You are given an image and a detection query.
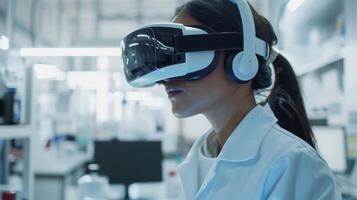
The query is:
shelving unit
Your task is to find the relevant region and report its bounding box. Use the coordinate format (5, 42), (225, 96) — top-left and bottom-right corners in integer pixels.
(0, 126), (32, 140)
(0, 68), (34, 200)
(296, 51), (344, 77)
(276, 0), (350, 126)
(0, 126), (34, 200)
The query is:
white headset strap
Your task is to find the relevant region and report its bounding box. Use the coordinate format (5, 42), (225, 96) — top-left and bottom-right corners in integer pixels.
(267, 47), (280, 66)
(230, 0), (270, 60)
(230, 0), (256, 57)
(256, 38), (269, 60)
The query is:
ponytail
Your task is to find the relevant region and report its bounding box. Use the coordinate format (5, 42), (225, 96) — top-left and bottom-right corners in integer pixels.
(268, 54), (316, 149)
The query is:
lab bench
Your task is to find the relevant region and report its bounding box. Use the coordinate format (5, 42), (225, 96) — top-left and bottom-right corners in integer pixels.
(34, 152), (91, 200)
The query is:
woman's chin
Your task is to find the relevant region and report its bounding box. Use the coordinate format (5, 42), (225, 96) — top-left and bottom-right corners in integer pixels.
(172, 107), (197, 118)
(173, 112), (189, 118)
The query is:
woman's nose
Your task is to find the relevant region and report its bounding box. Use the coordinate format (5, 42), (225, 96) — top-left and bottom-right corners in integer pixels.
(158, 78), (182, 86)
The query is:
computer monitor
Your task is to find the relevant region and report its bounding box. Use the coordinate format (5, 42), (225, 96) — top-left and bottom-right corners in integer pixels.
(309, 118), (328, 126)
(93, 140), (163, 199)
(0, 140), (5, 184)
(312, 126), (347, 173)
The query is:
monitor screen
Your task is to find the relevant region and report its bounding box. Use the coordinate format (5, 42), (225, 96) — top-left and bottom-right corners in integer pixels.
(0, 140), (5, 184)
(312, 126), (347, 173)
(94, 140), (163, 184)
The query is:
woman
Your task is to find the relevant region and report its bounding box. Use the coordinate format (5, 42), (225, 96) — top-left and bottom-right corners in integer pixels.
(121, 0), (341, 199)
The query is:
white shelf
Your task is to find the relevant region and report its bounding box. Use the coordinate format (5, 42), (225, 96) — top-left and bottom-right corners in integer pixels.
(291, 0), (342, 25)
(296, 51), (344, 76)
(0, 125), (32, 140)
(0, 184), (22, 192)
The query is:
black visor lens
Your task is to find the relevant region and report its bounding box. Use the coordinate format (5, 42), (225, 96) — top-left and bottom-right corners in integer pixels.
(122, 27), (185, 83)
(122, 28), (157, 82)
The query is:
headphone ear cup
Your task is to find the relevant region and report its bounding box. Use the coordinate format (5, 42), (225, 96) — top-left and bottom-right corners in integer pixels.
(233, 52), (259, 81)
(224, 53), (248, 84)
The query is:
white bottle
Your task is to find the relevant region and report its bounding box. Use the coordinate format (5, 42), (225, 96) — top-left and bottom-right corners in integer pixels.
(78, 164), (109, 200)
(166, 170), (180, 197)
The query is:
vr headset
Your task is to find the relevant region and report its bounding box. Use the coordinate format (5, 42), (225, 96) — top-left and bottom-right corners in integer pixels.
(121, 0), (271, 88)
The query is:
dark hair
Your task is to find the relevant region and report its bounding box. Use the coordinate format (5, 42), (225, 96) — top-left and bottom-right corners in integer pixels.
(175, 0), (316, 149)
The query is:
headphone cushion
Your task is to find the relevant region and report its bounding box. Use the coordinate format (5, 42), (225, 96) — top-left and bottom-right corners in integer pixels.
(234, 52), (258, 80)
(224, 52), (249, 84)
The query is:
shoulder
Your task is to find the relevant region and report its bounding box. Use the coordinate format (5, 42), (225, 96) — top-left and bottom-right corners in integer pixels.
(261, 123), (336, 182)
(263, 124), (322, 161)
(260, 125), (341, 199)
(259, 123), (335, 177)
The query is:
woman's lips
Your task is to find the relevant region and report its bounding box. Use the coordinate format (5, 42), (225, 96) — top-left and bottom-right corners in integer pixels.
(166, 88), (184, 98)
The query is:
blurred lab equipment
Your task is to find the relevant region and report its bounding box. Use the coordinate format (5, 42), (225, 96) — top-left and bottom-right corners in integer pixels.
(78, 163), (109, 200)
(1, 191), (16, 200)
(1, 192), (16, 200)
(166, 169), (180, 197)
(0, 184), (21, 200)
(93, 140), (162, 200)
(0, 88), (21, 125)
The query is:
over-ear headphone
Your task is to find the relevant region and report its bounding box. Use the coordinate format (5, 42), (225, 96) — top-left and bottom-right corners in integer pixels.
(225, 0), (261, 83)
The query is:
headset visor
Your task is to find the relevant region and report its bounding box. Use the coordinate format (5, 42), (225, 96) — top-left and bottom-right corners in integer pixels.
(121, 27), (186, 83)
(121, 24), (269, 87)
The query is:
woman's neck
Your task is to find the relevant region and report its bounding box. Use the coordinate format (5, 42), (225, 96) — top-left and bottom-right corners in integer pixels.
(203, 89), (257, 149)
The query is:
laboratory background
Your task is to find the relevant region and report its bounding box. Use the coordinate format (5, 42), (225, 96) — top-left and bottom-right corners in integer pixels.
(0, 0), (357, 199)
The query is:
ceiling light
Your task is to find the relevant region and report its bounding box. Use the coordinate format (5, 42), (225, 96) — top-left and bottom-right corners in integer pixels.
(20, 48), (121, 57)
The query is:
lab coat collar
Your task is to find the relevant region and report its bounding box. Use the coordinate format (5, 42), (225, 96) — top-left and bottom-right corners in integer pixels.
(196, 105), (278, 199)
(177, 104), (278, 199)
(181, 104), (278, 162)
(217, 104), (278, 162)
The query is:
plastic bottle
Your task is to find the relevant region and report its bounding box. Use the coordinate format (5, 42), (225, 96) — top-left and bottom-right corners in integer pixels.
(166, 169), (180, 197)
(78, 164), (109, 200)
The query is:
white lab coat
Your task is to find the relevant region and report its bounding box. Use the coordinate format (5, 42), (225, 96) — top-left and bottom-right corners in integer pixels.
(177, 104), (341, 200)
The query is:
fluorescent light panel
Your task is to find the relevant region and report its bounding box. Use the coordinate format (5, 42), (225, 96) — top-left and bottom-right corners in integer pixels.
(67, 71), (110, 90)
(20, 48), (121, 57)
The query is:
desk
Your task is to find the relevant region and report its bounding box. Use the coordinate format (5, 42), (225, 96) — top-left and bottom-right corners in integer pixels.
(65, 159), (181, 200)
(336, 174), (357, 199)
(129, 182), (180, 200)
(66, 183), (180, 200)
(34, 152), (91, 200)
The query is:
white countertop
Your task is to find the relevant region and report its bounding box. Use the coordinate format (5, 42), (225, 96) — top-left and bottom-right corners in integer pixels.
(34, 151), (92, 176)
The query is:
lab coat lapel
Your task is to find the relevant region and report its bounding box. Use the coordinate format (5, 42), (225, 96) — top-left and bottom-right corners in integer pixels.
(177, 130), (211, 200)
(177, 160), (198, 200)
(195, 161), (218, 200)
(218, 104), (278, 162)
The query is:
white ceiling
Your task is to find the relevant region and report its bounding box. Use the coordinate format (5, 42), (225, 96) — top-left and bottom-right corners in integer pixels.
(0, 0), (183, 48)
(2, 0), (268, 48)
(35, 0), (181, 47)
